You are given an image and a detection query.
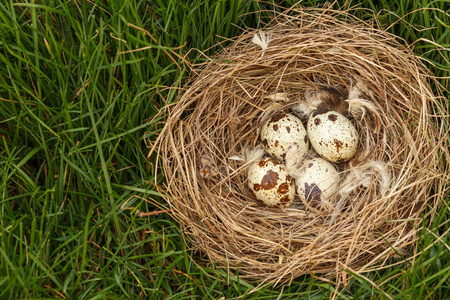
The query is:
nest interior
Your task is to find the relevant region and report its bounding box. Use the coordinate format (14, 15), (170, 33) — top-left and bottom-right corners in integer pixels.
(152, 8), (448, 285)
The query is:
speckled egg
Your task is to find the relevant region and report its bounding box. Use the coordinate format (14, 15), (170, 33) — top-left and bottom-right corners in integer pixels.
(247, 157), (296, 208)
(261, 113), (309, 162)
(307, 108), (358, 163)
(295, 156), (340, 208)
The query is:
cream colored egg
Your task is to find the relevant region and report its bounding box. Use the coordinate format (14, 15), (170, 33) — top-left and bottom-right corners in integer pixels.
(307, 108), (358, 163)
(295, 157), (339, 208)
(261, 113), (309, 162)
(247, 157), (296, 208)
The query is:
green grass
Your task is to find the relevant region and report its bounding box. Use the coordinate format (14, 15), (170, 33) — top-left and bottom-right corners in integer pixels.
(0, 0), (449, 299)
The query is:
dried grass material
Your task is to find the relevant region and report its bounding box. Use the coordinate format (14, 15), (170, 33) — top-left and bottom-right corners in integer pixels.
(150, 8), (449, 286)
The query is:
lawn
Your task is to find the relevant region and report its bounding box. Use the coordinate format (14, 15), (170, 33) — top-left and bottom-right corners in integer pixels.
(0, 0), (449, 299)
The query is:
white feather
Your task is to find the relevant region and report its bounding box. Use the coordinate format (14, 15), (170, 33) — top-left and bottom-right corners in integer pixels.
(265, 93), (290, 102)
(251, 31), (271, 51)
(329, 160), (391, 226)
(228, 156), (244, 161)
(243, 145), (265, 164)
(292, 89), (323, 118)
(345, 81), (380, 121)
(285, 145), (307, 178)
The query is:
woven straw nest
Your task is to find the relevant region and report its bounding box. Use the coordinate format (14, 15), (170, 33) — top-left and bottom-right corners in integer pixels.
(150, 8), (449, 286)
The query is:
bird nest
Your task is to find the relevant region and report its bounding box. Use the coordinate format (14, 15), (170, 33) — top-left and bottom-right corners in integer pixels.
(150, 8), (448, 286)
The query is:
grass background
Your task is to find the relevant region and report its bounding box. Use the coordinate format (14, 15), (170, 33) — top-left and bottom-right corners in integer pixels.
(0, 0), (449, 299)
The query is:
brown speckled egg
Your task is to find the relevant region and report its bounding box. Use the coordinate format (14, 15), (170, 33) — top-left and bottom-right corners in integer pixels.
(261, 113), (309, 162)
(247, 157), (296, 208)
(295, 157), (339, 208)
(307, 108), (358, 163)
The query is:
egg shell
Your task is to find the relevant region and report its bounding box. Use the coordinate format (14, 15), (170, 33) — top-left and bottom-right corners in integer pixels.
(261, 113), (309, 162)
(295, 156), (339, 208)
(307, 108), (358, 163)
(247, 157), (296, 208)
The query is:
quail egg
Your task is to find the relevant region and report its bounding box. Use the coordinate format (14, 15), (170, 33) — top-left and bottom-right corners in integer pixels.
(261, 113), (309, 162)
(307, 108), (358, 163)
(247, 157), (296, 208)
(295, 156), (339, 208)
